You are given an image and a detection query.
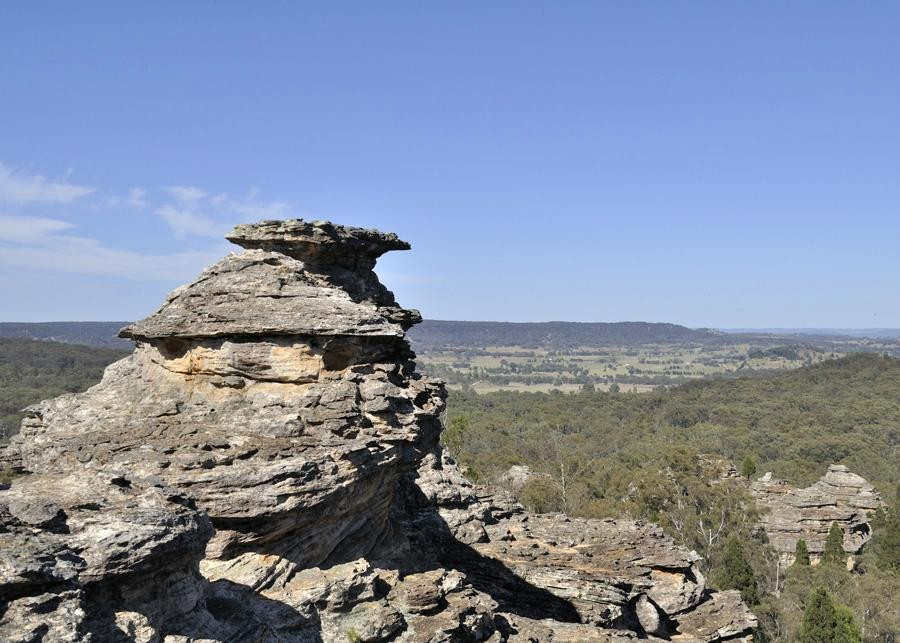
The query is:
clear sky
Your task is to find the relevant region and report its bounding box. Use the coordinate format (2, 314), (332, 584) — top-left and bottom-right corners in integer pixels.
(1, 2), (898, 327)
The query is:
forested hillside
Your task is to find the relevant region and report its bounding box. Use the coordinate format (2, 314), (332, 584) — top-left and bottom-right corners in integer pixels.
(0, 322), (132, 349)
(443, 353), (900, 640)
(445, 353), (900, 492)
(0, 338), (129, 438)
(411, 320), (900, 395)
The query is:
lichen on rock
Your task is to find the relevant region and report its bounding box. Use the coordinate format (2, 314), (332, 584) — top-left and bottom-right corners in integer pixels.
(0, 219), (756, 642)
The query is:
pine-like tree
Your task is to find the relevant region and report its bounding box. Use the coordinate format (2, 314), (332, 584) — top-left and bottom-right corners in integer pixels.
(871, 506), (887, 530)
(875, 484), (900, 571)
(833, 605), (862, 643)
(714, 535), (759, 605)
(793, 538), (810, 566)
(740, 455), (757, 479)
(822, 521), (845, 566)
(799, 587), (837, 643)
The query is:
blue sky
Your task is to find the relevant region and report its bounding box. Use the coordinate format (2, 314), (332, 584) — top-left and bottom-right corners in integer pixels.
(1, 2), (898, 327)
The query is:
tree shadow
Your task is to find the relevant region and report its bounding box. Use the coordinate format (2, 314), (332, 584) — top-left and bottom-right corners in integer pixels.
(387, 471), (582, 624)
(440, 537), (582, 623)
(81, 573), (325, 643)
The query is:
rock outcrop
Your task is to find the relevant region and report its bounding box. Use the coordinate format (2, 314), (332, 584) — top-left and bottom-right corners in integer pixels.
(495, 465), (551, 496)
(750, 465), (882, 566)
(0, 219), (756, 642)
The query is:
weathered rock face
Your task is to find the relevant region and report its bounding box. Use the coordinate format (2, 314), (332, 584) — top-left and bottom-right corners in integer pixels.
(751, 465), (882, 565)
(495, 465), (552, 496)
(1, 219), (756, 642)
(405, 451), (757, 641)
(0, 472), (212, 642)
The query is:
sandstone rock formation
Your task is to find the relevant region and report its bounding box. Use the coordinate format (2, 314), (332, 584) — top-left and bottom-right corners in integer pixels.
(495, 465), (551, 496)
(0, 219), (756, 642)
(750, 465), (881, 566)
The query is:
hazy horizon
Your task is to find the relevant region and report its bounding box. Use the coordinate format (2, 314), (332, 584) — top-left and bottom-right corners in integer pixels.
(2, 319), (899, 338)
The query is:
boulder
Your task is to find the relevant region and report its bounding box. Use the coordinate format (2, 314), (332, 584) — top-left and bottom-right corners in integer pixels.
(496, 464), (552, 495)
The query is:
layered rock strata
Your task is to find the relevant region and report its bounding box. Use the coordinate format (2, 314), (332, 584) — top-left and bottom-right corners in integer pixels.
(750, 465), (881, 566)
(1, 219), (755, 642)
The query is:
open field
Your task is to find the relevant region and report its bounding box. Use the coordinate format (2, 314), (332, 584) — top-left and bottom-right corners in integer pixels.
(416, 342), (845, 392)
(408, 320), (900, 393)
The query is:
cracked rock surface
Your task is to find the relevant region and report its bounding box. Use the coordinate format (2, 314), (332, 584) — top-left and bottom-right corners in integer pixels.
(1, 219), (756, 642)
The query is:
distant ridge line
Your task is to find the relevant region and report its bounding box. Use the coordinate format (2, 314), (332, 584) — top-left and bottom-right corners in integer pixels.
(408, 319), (721, 350)
(720, 327), (900, 339)
(0, 322), (132, 349)
(2, 320), (898, 350)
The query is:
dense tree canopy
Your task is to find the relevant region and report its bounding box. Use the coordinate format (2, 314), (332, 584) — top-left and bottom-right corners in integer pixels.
(833, 605), (862, 643)
(0, 338), (128, 439)
(824, 522), (846, 566)
(713, 536), (759, 605)
(794, 539), (810, 566)
(873, 487), (900, 572)
(741, 455), (757, 479)
(446, 354), (900, 495)
(800, 588), (838, 643)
